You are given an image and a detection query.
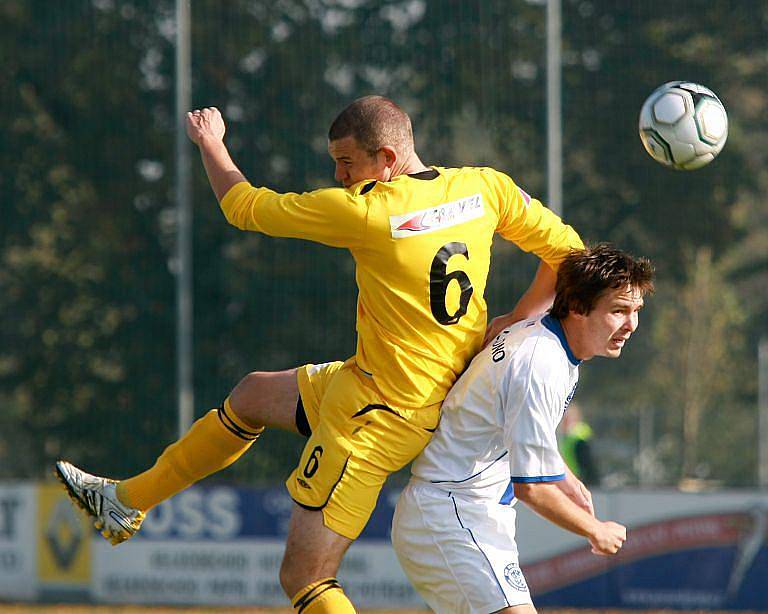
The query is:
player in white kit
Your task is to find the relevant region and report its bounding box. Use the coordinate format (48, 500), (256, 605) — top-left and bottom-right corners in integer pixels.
(392, 244), (655, 614)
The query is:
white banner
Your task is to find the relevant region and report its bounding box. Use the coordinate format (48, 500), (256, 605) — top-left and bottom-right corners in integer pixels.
(92, 539), (422, 608)
(92, 539), (283, 605)
(0, 481), (765, 609)
(91, 485), (423, 608)
(0, 483), (37, 600)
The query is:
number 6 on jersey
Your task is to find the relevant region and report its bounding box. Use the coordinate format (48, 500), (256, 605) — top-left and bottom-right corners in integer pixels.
(429, 242), (473, 325)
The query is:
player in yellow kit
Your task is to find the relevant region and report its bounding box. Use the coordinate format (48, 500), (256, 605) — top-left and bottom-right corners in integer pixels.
(56, 96), (582, 613)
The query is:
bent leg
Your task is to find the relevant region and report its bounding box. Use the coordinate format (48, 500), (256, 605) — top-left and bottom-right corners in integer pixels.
(118, 369), (300, 511)
(280, 505), (356, 613)
(229, 368), (302, 432)
(279, 364), (436, 612)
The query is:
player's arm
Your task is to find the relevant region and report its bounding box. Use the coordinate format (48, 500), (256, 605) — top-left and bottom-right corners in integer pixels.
(186, 107), (247, 202)
(493, 171), (584, 267)
(186, 107), (365, 248)
(218, 183), (365, 248)
(482, 171), (582, 346)
(556, 465), (594, 516)
(514, 482), (624, 555)
(502, 354), (612, 550)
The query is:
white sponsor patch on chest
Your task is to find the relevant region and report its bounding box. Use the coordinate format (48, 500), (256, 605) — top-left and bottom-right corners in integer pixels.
(389, 193), (484, 238)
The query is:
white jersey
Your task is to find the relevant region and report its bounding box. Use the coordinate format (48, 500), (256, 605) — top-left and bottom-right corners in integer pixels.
(394, 314), (581, 612)
(411, 313), (580, 501)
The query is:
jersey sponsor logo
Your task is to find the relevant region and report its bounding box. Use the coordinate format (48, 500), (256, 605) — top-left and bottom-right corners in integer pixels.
(504, 562), (529, 591)
(389, 194), (484, 238)
(491, 329), (511, 363)
(307, 362), (335, 377)
(563, 383), (578, 416)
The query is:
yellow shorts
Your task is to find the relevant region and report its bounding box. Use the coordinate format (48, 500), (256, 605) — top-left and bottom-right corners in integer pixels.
(287, 358), (440, 540)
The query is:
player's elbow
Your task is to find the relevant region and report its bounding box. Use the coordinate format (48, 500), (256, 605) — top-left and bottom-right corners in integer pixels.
(513, 481), (558, 506)
(224, 211), (245, 230)
(220, 200), (252, 231)
(512, 482), (537, 503)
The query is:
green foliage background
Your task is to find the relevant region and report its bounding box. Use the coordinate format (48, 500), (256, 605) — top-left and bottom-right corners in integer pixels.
(1, 0), (766, 488)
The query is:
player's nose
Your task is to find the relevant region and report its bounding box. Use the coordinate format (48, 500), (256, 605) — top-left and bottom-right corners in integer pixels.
(624, 311), (639, 332)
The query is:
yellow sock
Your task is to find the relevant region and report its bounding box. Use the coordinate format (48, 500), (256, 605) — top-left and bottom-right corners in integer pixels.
(292, 578), (356, 613)
(116, 398), (263, 511)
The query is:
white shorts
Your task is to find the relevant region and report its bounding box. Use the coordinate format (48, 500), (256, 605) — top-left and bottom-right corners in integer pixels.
(392, 480), (533, 614)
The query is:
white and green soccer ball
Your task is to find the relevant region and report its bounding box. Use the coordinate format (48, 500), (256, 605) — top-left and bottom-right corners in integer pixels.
(639, 81), (728, 170)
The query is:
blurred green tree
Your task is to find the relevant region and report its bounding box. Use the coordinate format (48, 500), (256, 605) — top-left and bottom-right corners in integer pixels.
(0, 0), (765, 487)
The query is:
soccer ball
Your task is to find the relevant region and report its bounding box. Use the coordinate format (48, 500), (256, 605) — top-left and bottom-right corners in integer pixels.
(638, 81), (728, 170)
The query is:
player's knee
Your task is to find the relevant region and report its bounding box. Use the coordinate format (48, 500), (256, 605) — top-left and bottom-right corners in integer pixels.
(229, 368), (300, 432)
(278, 553), (304, 597)
(279, 547), (333, 598)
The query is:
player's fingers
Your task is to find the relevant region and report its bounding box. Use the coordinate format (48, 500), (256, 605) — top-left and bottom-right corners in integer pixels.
(599, 538), (621, 555)
(481, 319), (504, 348)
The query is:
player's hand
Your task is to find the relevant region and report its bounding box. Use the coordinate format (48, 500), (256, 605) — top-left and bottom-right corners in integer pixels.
(482, 313), (520, 348)
(588, 521), (626, 555)
(186, 107), (226, 146)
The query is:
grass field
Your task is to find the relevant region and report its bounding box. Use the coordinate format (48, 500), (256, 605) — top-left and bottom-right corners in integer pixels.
(0, 607), (762, 614)
(0, 608), (429, 614)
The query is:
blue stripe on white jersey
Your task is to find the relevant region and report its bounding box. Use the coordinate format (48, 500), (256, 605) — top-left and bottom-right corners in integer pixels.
(510, 473), (567, 483)
(499, 473), (567, 505)
(429, 451), (508, 485)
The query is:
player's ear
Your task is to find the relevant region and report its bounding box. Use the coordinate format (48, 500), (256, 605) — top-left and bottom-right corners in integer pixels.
(568, 306), (587, 322)
(379, 146), (397, 168)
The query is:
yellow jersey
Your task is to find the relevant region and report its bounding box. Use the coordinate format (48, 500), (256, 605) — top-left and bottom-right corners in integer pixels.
(220, 166), (583, 408)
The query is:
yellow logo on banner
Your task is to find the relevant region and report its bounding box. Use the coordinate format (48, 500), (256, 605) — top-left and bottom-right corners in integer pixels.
(38, 483), (91, 583)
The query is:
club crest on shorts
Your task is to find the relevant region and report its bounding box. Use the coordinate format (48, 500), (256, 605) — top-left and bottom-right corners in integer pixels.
(503, 562), (528, 591)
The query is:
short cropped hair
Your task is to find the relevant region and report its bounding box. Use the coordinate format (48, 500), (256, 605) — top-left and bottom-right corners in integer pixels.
(328, 95), (414, 156)
(550, 244), (655, 319)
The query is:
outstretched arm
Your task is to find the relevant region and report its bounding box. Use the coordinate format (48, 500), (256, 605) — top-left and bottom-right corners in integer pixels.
(186, 107), (247, 202)
(514, 481), (625, 555)
(482, 262), (556, 347)
(186, 107), (363, 248)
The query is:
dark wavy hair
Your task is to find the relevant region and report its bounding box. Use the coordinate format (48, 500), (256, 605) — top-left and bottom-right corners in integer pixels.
(549, 244), (655, 319)
(328, 95), (414, 156)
